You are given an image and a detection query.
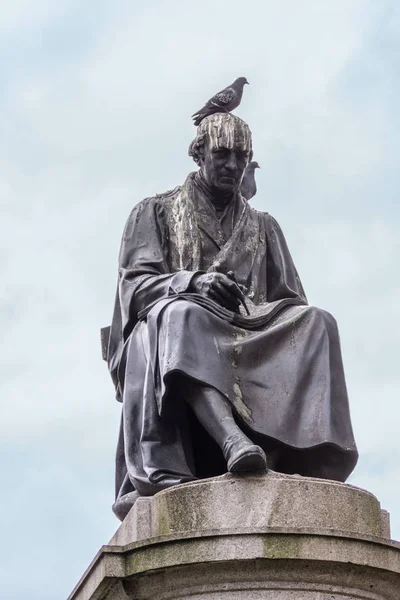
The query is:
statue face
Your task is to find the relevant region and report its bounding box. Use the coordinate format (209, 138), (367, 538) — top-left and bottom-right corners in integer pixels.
(200, 138), (250, 196)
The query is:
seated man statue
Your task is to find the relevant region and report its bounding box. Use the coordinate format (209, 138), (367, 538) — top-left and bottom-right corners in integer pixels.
(106, 112), (358, 521)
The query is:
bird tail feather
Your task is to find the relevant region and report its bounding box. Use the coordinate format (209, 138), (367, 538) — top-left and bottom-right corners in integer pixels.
(192, 107), (220, 126)
(191, 108), (202, 118)
(193, 114), (204, 126)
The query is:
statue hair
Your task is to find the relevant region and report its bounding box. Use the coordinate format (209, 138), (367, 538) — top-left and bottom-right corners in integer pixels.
(188, 113), (253, 166)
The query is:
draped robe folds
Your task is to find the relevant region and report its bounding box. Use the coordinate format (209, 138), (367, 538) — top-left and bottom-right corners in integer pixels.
(107, 172), (358, 512)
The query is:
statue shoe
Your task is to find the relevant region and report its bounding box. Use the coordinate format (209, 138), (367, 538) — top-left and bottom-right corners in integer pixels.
(224, 435), (268, 473)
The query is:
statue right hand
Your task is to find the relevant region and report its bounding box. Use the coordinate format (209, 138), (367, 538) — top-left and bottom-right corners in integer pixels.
(190, 272), (242, 312)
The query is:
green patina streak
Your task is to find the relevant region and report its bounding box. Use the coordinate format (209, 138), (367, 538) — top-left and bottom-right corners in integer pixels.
(262, 535), (305, 559)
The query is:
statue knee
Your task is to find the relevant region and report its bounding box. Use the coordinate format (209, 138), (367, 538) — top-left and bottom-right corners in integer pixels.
(163, 299), (208, 324)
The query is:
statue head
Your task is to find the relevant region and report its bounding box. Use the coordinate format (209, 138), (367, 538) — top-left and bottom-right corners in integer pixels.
(189, 113), (253, 196)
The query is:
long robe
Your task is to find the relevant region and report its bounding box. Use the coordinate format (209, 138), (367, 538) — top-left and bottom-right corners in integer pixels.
(107, 172), (358, 516)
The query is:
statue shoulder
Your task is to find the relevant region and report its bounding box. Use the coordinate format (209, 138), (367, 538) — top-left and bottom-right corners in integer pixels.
(246, 205), (272, 221)
(154, 185), (182, 201)
(122, 186), (182, 241)
(246, 207), (284, 234)
(126, 186), (182, 220)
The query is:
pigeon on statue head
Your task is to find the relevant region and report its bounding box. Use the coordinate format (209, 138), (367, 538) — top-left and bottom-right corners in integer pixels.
(191, 77), (249, 127)
(240, 161), (260, 201)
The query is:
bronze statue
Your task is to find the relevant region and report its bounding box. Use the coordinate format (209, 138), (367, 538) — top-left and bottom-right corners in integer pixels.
(105, 112), (358, 521)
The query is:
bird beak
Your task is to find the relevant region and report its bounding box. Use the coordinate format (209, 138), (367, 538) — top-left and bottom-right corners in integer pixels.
(245, 79), (249, 85)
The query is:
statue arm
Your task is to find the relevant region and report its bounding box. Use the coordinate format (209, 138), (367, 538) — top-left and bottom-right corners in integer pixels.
(107, 197), (203, 395)
(118, 198), (200, 337)
(265, 215), (308, 304)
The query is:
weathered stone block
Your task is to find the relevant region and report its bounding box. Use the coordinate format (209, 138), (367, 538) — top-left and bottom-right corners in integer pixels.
(68, 472), (400, 600)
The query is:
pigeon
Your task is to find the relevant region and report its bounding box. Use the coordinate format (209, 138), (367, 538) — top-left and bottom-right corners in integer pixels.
(240, 161), (260, 201)
(191, 77), (249, 126)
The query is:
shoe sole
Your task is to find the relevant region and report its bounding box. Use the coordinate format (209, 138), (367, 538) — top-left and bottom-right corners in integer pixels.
(228, 446), (267, 473)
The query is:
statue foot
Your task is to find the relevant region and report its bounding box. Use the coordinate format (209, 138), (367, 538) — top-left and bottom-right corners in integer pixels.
(224, 436), (267, 472)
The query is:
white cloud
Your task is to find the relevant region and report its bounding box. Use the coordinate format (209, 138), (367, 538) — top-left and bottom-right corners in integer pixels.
(0, 0), (66, 34)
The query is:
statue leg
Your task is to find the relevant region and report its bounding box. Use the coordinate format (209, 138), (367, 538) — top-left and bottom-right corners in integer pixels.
(182, 378), (267, 473)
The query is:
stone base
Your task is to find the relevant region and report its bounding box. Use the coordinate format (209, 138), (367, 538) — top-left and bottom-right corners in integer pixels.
(68, 471), (400, 600)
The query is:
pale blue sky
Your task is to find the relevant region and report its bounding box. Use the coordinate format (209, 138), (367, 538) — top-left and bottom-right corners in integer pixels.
(1, 2), (399, 598)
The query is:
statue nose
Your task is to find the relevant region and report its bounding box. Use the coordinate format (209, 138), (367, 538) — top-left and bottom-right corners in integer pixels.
(225, 156), (237, 171)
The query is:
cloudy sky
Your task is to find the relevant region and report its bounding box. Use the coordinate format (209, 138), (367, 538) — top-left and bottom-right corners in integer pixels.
(1, 1), (399, 598)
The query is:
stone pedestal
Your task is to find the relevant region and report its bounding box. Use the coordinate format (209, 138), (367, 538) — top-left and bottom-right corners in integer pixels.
(68, 471), (400, 599)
